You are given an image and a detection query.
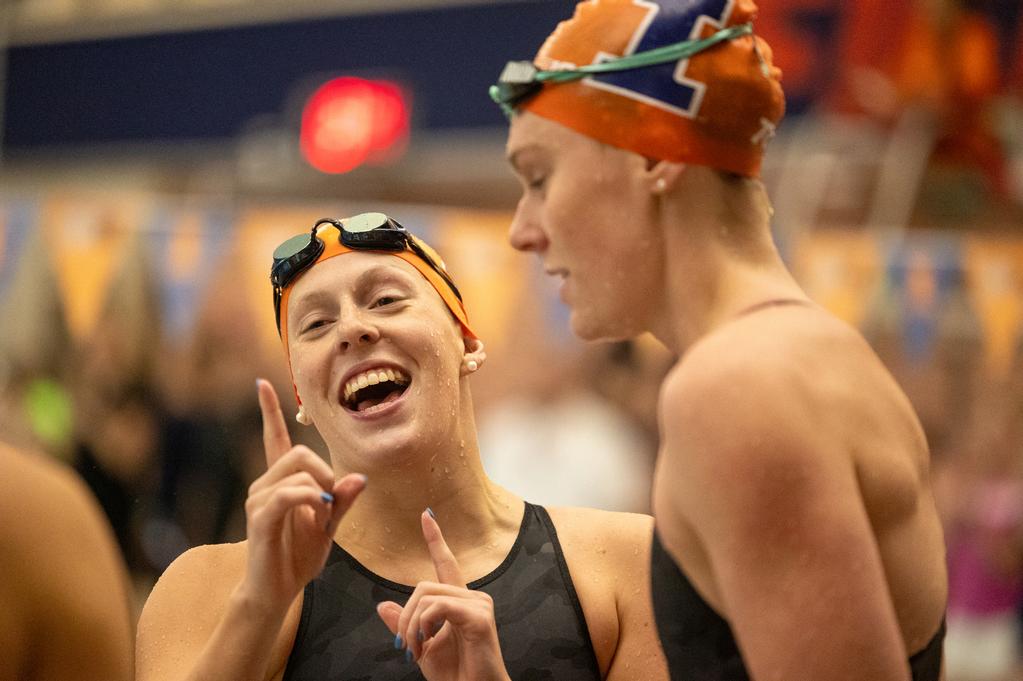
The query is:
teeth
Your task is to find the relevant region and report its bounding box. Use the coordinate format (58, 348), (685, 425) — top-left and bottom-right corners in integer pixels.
(343, 367), (410, 404)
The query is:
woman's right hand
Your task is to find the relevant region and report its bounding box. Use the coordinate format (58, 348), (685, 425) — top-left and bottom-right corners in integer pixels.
(241, 379), (366, 614)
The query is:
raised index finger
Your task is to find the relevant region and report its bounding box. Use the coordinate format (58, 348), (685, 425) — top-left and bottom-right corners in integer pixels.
(256, 378), (293, 468)
(421, 509), (466, 587)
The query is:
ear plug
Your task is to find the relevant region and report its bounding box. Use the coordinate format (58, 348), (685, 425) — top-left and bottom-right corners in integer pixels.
(296, 406), (311, 425)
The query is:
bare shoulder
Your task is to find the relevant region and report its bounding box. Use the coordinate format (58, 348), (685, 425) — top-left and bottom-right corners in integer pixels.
(663, 308), (875, 445)
(139, 540), (248, 639)
(0, 444), (106, 534)
(546, 506), (654, 564)
(0, 444), (133, 681)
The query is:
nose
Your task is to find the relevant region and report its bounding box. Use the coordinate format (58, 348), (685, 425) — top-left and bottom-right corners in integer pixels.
(336, 305), (380, 351)
(508, 195), (548, 253)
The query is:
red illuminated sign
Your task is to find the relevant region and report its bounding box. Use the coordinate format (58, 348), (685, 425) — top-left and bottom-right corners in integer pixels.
(300, 77), (410, 174)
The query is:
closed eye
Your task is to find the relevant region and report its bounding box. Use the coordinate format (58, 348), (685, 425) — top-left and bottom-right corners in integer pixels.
(372, 295), (403, 308)
(301, 318), (332, 334)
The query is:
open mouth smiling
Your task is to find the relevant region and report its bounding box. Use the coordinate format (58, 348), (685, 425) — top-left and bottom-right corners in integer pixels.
(341, 366), (411, 414)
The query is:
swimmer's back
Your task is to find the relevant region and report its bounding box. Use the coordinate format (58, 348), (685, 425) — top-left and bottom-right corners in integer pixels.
(0, 442), (134, 681)
(654, 304), (947, 677)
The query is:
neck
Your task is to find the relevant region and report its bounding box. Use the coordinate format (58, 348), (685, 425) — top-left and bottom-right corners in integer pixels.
(649, 178), (807, 355)
(328, 398), (521, 571)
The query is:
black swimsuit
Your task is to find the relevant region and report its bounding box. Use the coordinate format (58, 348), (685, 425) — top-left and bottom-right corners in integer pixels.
(649, 297), (945, 679)
(282, 502), (601, 681)
(650, 533), (945, 680)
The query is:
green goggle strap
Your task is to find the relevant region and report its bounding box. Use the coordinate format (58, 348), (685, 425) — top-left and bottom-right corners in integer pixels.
(489, 22), (753, 110)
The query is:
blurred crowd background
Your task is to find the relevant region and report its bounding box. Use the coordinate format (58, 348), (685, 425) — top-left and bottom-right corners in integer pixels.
(1, 1), (1022, 679)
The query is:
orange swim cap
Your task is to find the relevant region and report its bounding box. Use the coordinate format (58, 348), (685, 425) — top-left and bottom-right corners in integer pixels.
(274, 217), (476, 361)
(516, 0), (785, 177)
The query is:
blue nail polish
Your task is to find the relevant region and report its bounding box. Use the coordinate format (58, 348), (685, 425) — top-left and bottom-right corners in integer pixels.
(425, 507), (435, 519)
(394, 633), (403, 650)
(405, 648), (414, 663)
(320, 491), (335, 504)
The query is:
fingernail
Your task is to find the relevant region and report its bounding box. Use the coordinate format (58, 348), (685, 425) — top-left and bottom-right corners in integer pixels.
(417, 629), (424, 641)
(394, 633), (403, 650)
(425, 507), (435, 519)
(356, 473), (368, 485)
(405, 648), (414, 663)
(320, 491), (335, 503)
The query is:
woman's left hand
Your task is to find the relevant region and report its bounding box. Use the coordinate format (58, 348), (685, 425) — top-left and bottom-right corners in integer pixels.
(375, 511), (510, 681)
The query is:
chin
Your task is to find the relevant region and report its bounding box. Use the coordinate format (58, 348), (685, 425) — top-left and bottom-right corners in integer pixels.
(569, 309), (639, 343)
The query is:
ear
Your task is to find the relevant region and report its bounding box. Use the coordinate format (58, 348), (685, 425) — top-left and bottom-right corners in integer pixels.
(646, 160), (687, 195)
(460, 337), (487, 377)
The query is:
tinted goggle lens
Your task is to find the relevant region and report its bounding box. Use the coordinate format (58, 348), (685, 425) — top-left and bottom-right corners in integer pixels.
(271, 213), (464, 333)
(336, 213), (407, 251)
(270, 231), (324, 289)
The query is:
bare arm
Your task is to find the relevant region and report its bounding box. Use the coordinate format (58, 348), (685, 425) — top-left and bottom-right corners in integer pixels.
(603, 514), (670, 681)
(136, 380), (365, 681)
(0, 446), (133, 681)
(661, 365), (911, 681)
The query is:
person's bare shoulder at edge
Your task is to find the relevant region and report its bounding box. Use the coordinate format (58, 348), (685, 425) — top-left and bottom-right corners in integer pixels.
(547, 507), (668, 681)
(137, 539), (303, 681)
(136, 539), (265, 681)
(0, 443), (133, 681)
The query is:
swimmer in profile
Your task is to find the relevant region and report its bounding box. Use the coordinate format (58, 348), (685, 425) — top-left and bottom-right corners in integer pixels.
(0, 442), (134, 681)
(493, 1), (948, 679)
(136, 214), (668, 681)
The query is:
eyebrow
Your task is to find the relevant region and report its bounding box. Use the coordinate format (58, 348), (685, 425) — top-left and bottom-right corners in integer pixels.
(506, 144), (544, 173)
(354, 264), (417, 292)
(289, 264), (417, 319)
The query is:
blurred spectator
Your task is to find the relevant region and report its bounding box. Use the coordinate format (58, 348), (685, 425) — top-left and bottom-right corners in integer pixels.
(69, 235), (164, 583)
(479, 328), (655, 513)
(149, 260), (272, 569)
(0, 229), (75, 459)
(933, 392), (1023, 681)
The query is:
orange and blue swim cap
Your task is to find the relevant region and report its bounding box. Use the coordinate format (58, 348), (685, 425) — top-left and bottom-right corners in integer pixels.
(494, 0), (785, 177)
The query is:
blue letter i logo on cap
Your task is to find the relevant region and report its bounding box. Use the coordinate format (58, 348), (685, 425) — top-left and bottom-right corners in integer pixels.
(590, 0), (735, 119)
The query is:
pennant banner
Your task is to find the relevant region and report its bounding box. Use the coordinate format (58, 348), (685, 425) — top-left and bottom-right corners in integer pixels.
(40, 194), (154, 340)
(147, 202), (236, 343)
(885, 231), (966, 363)
(963, 235), (1023, 376)
(0, 198), (38, 304)
(792, 229), (883, 327)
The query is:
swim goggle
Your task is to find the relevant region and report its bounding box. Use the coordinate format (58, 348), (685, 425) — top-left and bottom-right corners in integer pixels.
(271, 213), (465, 334)
(488, 23), (753, 116)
